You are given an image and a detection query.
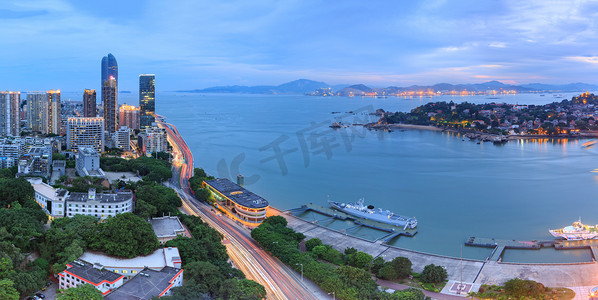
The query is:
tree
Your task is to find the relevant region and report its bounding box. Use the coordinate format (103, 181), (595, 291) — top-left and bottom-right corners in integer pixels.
(0, 178), (35, 208)
(89, 213), (159, 258)
(0, 279), (19, 300)
(57, 284), (103, 300)
(371, 257), (385, 275)
(263, 216), (287, 227)
(347, 251), (372, 269)
(391, 288), (426, 300)
(420, 264), (447, 284)
(378, 263), (399, 280)
(135, 199), (157, 219)
(305, 238), (322, 252)
(504, 278), (545, 298)
(391, 257), (412, 279)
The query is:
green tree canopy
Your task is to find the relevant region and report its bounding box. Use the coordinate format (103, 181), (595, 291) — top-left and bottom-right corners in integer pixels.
(420, 264), (447, 284)
(89, 213), (159, 258)
(56, 284), (103, 300)
(0, 279), (19, 300)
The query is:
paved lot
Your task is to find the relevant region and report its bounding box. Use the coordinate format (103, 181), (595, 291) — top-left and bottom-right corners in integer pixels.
(283, 211), (598, 291)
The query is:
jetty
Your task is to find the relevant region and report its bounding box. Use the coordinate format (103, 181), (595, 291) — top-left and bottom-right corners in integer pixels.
(287, 203), (417, 242)
(465, 236), (598, 261)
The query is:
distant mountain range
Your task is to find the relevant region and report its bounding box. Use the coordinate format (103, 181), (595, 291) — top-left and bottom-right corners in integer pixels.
(178, 79), (598, 95)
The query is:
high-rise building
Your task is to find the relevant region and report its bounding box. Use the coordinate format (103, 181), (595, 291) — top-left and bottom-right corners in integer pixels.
(101, 53), (118, 98)
(102, 76), (117, 133)
(83, 89), (96, 117)
(27, 92), (48, 134)
(0, 91), (20, 136)
(113, 126), (131, 151)
(66, 117), (105, 153)
(47, 90), (61, 135)
(139, 74), (155, 128)
(138, 126), (167, 156)
(118, 104), (140, 130)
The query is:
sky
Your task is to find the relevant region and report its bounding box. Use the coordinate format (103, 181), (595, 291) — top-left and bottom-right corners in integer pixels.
(1, 0), (598, 91)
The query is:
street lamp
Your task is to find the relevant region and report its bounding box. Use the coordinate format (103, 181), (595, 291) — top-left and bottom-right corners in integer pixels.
(328, 292), (335, 300)
(295, 263), (303, 283)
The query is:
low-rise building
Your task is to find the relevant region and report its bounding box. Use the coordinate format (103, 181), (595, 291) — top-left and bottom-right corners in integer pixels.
(52, 160), (66, 177)
(79, 247), (182, 278)
(150, 216), (190, 244)
(104, 266), (183, 299)
(203, 178), (269, 226)
(66, 188), (133, 219)
(58, 260), (124, 296)
(26, 177), (69, 220)
(76, 147), (105, 177)
(18, 146), (52, 177)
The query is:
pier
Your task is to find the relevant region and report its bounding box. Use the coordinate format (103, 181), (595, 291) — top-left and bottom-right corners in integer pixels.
(287, 203), (417, 241)
(466, 236), (598, 261)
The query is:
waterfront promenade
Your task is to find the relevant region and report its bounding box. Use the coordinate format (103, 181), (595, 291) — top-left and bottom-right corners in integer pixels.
(274, 207), (598, 296)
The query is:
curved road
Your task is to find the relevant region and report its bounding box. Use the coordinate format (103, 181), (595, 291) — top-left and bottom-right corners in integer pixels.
(155, 115), (321, 300)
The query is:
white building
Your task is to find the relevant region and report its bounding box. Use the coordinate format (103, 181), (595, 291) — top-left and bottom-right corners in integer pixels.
(65, 188), (133, 220)
(18, 146), (52, 177)
(66, 117), (105, 153)
(0, 141), (24, 168)
(76, 147), (104, 177)
(26, 177), (69, 220)
(104, 266), (183, 299)
(79, 247), (182, 278)
(59, 260), (124, 296)
(113, 126), (131, 151)
(138, 126), (167, 156)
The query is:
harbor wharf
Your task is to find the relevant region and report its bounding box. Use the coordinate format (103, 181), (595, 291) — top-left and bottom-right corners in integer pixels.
(271, 207), (598, 289)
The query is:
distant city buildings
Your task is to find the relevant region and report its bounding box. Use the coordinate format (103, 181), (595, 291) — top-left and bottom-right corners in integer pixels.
(75, 147), (104, 177)
(0, 140), (23, 168)
(139, 74), (155, 128)
(47, 90), (61, 135)
(83, 89), (97, 117)
(118, 104), (140, 130)
(138, 126), (167, 156)
(113, 126), (131, 151)
(66, 117), (105, 152)
(66, 188), (133, 219)
(18, 145), (52, 177)
(0, 91), (20, 136)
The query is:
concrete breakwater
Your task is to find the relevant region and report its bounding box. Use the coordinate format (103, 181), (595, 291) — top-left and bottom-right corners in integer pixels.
(275, 208), (598, 288)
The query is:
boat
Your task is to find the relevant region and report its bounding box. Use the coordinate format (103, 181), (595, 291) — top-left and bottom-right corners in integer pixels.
(329, 121), (341, 129)
(328, 198), (417, 229)
(549, 218), (598, 240)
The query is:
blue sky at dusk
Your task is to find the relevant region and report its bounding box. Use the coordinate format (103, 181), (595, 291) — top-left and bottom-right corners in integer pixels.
(1, 0), (598, 91)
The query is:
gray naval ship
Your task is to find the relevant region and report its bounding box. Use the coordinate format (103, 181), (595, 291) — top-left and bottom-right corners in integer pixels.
(328, 198), (417, 230)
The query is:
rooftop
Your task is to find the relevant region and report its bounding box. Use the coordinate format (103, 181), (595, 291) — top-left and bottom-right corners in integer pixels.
(53, 160), (66, 167)
(104, 267), (181, 300)
(67, 190), (132, 203)
(79, 147), (99, 156)
(204, 178), (269, 209)
(150, 216), (187, 238)
(26, 177), (60, 199)
(63, 260), (123, 286)
(79, 247), (181, 270)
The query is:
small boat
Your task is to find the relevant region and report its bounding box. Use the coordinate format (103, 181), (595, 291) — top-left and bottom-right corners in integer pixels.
(329, 121), (341, 129)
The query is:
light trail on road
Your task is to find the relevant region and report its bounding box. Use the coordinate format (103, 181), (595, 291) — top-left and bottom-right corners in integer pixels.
(155, 114), (319, 300)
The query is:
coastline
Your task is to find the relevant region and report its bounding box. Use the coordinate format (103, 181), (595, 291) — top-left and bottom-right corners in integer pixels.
(367, 122), (598, 141)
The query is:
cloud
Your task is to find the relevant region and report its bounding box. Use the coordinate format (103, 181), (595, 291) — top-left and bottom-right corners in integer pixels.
(488, 42), (506, 48)
(566, 56), (598, 64)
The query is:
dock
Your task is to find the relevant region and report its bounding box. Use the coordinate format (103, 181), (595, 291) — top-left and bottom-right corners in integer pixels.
(287, 203), (417, 242)
(466, 236), (598, 261)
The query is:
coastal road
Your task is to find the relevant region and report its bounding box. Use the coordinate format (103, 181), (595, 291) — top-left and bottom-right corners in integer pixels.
(155, 115), (322, 300)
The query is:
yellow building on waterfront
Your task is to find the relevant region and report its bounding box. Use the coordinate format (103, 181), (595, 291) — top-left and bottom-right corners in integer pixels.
(203, 178), (269, 226)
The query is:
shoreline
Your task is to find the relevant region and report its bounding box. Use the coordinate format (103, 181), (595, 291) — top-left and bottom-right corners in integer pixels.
(367, 123), (598, 141)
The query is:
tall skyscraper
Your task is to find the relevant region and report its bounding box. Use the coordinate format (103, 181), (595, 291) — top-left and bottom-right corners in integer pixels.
(83, 89), (96, 117)
(0, 92), (20, 136)
(101, 53), (118, 97)
(66, 117), (105, 153)
(27, 92), (48, 134)
(47, 90), (61, 135)
(102, 76), (117, 133)
(118, 104), (140, 130)
(139, 74), (155, 128)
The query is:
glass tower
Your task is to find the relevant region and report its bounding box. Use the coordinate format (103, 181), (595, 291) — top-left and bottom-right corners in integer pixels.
(139, 74), (155, 128)
(83, 89), (96, 117)
(102, 77), (117, 133)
